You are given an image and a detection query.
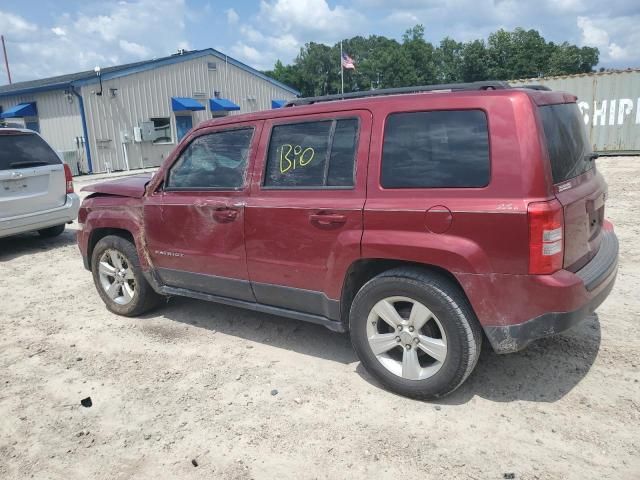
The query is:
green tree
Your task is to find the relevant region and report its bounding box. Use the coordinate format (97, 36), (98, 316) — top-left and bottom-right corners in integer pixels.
(263, 26), (600, 95)
(547, 43), (600, 76)
(264, 60), (301, 89)
(460, 40), (489, 82)
(436, 37), (464, 83)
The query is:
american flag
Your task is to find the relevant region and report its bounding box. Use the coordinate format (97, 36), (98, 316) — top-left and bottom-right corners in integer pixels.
(341, 52), (355, 70)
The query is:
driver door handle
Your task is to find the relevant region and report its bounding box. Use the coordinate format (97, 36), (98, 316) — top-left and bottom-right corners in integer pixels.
(309, 212), (347, 227)
(212, 206), (239, 223)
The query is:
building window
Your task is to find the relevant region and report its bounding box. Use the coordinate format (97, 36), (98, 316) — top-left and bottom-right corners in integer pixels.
(381, 110), (490, 189)
(150, 117), (172, 144)
(207, 62), (217, 71)
(263, 118), (358, 188)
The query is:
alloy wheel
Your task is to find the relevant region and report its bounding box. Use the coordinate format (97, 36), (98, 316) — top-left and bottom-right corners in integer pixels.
(366, 296), (448, 380)
(97, 249), (136, 305)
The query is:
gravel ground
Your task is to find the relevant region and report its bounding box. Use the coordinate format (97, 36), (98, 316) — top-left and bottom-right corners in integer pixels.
(1, 157), (638, 479)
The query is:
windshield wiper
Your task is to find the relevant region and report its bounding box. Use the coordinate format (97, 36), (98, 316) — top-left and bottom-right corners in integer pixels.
(585, 153), (599, 161)
(8, 161), (49, 168)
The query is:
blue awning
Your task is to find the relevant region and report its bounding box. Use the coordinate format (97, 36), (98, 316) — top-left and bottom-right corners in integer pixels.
(271, 99), (287, 109)
(1, 102), (37, 118)
(171, 97), (205, 112)
(209, 98), (240, 111)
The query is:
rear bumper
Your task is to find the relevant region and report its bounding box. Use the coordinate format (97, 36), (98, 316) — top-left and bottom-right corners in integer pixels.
(0, 193), (80, 239)
(483, 264), (616, 353)
(458, 225), (619, 354)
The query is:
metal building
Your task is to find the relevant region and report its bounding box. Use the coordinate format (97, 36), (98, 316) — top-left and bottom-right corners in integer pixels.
(0, 49), (299, 174)
(511, 69), (640, 155)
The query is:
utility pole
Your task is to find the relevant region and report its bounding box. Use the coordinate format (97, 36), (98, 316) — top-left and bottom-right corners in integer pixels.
(1, 35), (12, 84)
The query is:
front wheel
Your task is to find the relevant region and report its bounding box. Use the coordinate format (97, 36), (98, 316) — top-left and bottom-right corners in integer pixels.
(91, 235), (162, 316)
(349, 268), (482, 399)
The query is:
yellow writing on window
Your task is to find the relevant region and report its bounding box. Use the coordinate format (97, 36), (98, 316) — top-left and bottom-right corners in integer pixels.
(279, 144), (315, 173)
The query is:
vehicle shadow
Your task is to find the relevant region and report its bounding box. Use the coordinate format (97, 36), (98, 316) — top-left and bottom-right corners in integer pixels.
(154, 296), (601, 403)
(0, 228), (77, 262)
(152, 296), (357, 364)
(358, 314), (602, 404)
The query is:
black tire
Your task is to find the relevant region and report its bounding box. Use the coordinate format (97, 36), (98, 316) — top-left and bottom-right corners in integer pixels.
(91, 235), (163, 316)
(38, 224), (65, 238)
(349, 267), (482, 399)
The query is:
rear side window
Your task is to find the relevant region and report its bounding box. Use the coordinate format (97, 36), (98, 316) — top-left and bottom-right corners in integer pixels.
(539, 103), (593, 183)
(381, 110), (490, 188)
(264, 118), (358, 188)
(167, 128), (253, 189)
(0, 133), (61, 171)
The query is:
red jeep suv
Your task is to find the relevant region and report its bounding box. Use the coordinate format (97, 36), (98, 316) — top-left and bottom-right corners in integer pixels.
(77, 81), (618, 399)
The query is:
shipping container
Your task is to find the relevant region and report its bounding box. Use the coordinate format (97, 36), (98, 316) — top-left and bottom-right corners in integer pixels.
(511, 69), (640, 155)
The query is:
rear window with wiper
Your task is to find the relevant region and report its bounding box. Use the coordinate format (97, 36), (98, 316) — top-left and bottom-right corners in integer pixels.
(0, 133), (61, 171)
(539, 103), (595, 184)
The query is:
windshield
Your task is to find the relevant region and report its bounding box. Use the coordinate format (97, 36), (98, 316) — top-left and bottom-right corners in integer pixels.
(0, 133), (61, 171)
(539, 103), (594, 184)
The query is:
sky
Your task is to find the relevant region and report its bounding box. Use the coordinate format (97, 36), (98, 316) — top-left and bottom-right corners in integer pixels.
(0, 0), (639, 84)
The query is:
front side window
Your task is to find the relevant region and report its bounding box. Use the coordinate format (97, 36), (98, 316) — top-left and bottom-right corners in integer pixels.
(264, 118), (358, 188)
(167, 128), (253, 189)
(381, 110), (490, 188)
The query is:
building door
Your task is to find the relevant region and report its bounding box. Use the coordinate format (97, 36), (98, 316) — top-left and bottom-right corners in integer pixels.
(143, 122), (261, 301)
(175, 115), (193, 142)
(244, 111), (371, 319)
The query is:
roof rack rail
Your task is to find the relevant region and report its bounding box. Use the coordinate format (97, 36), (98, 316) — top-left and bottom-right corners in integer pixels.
(519, 84), (552, 91)
(286, 80), (512, 106)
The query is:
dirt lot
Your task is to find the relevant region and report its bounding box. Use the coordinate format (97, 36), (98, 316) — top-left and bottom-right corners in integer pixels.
(1, 158), (639, 480)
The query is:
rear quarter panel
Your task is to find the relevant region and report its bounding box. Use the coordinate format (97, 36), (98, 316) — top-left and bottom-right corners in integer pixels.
(363, 91), (551, 275)
(361, 91), (556, 325)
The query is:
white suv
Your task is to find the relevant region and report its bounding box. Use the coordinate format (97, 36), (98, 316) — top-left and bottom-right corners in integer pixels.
(0, 127), (79, 239)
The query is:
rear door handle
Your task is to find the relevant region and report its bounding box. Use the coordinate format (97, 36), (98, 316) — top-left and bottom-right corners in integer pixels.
(309, 213), (347, 226)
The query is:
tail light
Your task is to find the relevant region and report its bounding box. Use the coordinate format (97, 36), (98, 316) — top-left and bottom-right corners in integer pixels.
(528, 199), (564, 274)
(63, 163), (74, 194)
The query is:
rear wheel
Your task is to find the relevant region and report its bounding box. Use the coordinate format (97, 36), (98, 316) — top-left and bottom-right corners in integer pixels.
(91, 235), (162, 316)
(38, 224), (65, 238)
(349, 267), (482, 399)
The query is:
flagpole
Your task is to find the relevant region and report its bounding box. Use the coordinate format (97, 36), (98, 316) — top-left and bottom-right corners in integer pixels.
(340, 41), (344, 95)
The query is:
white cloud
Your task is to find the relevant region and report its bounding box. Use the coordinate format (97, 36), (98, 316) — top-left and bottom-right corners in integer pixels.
(0, 11), (37, 38)
(577, 16), (610, 47)
(240, 25), (265, 44)
(119, 39), (151, 58)
(230, 0), (367, 70)
(231, 43), (262, 64)
(258, 0), (365, 37)
(0, 1), (191, 82)
(385, 11), (420, 25)
(548, 0), (586, 12)
(577, 15), (637, 63)
(226, 8), (239, 25)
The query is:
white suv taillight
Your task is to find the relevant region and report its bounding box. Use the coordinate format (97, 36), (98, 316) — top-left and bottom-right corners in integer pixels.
(63, 163), (74, 194)
(528, 199), (564, 274)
